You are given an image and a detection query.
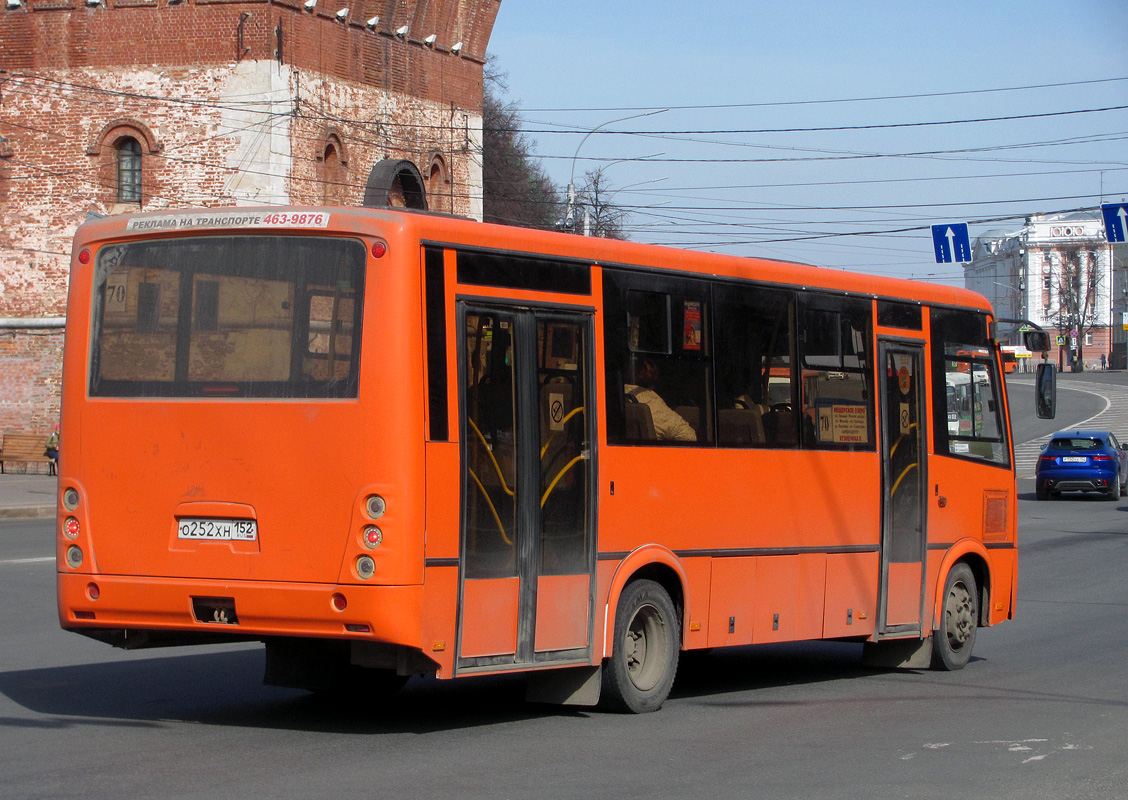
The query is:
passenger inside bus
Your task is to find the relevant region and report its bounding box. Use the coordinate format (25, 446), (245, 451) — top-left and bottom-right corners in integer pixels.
(624, 358), (697, 442)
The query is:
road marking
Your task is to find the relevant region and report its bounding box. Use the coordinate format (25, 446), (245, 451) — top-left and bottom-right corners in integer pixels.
(904, 737), (1091, 764)
(1011, 379), (1128, 478)
(0, 556), (55, 565)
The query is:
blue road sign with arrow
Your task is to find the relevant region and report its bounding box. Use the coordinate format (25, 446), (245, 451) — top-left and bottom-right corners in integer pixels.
(1101, 203), (1128, 243)
(931, 223), (972, 263)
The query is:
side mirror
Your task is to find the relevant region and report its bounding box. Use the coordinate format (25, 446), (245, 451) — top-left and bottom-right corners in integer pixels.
(1035, 363), (1056, 419)
(1024, 330), (1051, 353)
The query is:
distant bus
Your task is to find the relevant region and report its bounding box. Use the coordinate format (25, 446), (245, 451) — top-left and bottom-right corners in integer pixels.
(999, 345), (1031, 373)
(57, 206), (1021, 712)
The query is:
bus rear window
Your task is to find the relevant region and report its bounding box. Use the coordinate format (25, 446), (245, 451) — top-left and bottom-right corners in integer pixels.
(90, 235), (365, 398)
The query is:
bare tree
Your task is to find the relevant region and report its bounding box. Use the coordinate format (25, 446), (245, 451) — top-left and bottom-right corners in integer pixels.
(479, 56), (632, 237)
(1051, 247), (1101, 371)
(480, 60), (560, 230)
(570, 167), (629, 239)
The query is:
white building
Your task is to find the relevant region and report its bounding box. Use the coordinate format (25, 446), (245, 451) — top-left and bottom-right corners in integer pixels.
(964, 210), (1127, 370)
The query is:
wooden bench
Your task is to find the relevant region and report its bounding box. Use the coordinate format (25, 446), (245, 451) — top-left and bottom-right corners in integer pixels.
(0, 433), (56, 475)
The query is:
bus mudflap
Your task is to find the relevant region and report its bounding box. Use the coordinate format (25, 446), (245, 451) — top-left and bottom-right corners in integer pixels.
(861, 636), (932, 669)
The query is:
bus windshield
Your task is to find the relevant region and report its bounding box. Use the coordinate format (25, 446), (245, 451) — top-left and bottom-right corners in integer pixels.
(90, 235), (365, 398)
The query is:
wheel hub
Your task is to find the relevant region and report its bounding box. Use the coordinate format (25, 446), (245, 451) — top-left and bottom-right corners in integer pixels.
(625, 603), (667, 691)
(945, 583), (974, 649)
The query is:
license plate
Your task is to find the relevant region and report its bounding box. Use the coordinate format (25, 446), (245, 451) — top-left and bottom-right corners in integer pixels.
(177, 518), (257, 541)
(1061, 456), (1087, 463)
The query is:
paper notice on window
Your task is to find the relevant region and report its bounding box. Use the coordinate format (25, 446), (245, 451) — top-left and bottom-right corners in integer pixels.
(683, 301), (703, 351)
(817, 403), (869, 443)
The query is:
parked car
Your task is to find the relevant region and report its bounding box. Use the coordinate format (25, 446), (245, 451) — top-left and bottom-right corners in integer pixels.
(1035, 430), (1128, 500)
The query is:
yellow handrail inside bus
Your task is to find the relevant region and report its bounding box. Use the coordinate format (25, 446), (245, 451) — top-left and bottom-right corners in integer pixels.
(888, 421), (918, 461)
(467, 467), (513, 546)
(540, 406), (585, 459)
(467, 404), (586, 528)
(890, 462), (919, 497)
(541, 455), (585, 508)
(466, 417), (515, 498)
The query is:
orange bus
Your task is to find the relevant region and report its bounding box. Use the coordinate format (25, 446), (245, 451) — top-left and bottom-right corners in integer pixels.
(999, 345), (1030, 374)
(57, 206), (1022, 713)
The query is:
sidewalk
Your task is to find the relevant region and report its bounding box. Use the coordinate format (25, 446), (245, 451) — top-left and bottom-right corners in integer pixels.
(0, 472), (57, 520)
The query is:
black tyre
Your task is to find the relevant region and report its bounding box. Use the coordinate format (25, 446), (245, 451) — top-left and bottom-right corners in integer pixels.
(1036, 484), (1049, 501)
(931, 563), (978, 671)
(601, 579), (680, 713)
(1109, 475), (1122, 501)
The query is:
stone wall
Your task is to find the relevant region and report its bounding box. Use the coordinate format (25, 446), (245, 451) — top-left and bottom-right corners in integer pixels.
(0, 0), (499, 432)
(0, 327), (63, 434)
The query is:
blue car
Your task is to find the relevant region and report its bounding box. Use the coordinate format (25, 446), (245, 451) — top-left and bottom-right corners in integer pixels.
(1035, 430), (1128, 501)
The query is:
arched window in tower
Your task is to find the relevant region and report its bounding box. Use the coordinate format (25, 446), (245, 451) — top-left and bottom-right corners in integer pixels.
(88, 119), (161, 213)
(117, 137), (143, 204)
(426, 153), (450, 213)
(321, 135), (348, 205)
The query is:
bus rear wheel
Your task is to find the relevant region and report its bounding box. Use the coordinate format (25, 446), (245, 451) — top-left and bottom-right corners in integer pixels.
(601, 579), (680, 713)
(931, 564), (978, 671)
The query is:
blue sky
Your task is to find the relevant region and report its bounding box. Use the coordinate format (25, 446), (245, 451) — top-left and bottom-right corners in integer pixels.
(486, 1), (1128, 283)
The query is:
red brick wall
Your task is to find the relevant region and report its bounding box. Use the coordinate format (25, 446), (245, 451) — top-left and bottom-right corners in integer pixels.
(0, 0), (500, 432)
(0, 62), (485, 313)
(1, 0), (497, 109)
(0, 328), (63, 434)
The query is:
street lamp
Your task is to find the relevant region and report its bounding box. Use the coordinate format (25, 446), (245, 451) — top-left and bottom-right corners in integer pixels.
(564, 109), (667, 233)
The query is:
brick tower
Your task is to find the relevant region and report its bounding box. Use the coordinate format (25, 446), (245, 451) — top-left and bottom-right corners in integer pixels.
(0, 0), (501, 435)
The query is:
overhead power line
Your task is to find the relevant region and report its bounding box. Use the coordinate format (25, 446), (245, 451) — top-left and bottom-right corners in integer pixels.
(602, 191), (1128, 214)
(519, 76), (1128, 113)
(516, 104), (1128, 137)
(604, 166), (1128, 195)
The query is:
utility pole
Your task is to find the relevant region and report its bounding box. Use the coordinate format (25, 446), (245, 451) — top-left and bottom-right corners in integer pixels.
(564, 183), (576, 232)
(564, 109), (666, 235)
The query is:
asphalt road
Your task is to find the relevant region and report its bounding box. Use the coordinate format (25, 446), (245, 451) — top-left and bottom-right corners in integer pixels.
(0, 375), (1125, 799)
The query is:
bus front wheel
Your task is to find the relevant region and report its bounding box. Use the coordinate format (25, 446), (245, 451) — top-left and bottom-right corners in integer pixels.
(600, 579), (680, 713)
(931, 564), (978, 671)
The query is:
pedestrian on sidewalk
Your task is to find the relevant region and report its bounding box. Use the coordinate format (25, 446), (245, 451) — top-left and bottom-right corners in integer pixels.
(44, 425), (59, 474)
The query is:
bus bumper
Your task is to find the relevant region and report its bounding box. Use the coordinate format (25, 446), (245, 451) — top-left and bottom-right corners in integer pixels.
(57, 572), (424, 647)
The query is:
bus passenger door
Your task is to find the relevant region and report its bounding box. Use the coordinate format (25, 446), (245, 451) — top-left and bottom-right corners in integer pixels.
(456, 305), (596, 672)
(877, 341), (927, 637)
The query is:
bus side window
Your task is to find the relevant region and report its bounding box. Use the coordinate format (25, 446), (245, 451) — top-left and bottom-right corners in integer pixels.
(797, 296), (874, 451)
(604, 271), (711, 445)
(712, 283), (794, 448)
(930, 308), (1008, 466)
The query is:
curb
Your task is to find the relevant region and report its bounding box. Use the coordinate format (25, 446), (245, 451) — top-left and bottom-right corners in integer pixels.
(0, 507), (56, 521)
